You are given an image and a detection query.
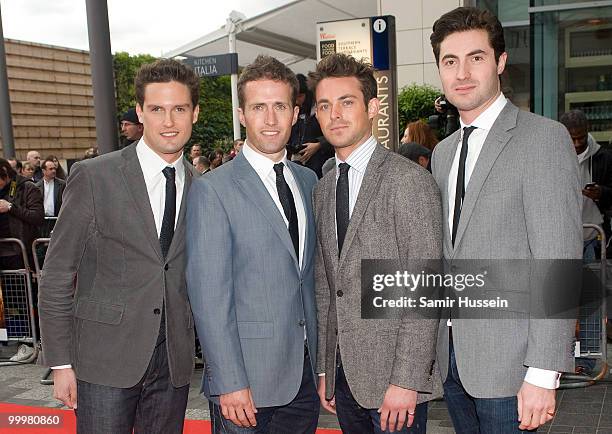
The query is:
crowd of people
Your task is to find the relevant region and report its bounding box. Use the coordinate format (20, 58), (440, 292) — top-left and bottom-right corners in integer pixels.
(0, 5), (609, 434)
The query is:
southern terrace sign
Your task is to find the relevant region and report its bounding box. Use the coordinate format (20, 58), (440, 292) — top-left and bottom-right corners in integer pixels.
(182, 53), (239, 78)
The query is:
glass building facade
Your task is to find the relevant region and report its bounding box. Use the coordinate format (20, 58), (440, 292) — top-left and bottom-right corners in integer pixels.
(471, 0), (612, 145)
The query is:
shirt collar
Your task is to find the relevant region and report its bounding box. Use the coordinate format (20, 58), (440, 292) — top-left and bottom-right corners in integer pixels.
(136, 138), (185, 183)
(336, 135), (377, 174)
(242, 140), (289, 179)
(460, 92), (507, 131)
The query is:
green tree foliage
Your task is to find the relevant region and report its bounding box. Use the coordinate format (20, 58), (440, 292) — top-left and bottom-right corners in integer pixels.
(397, 83), (441, 134)
(191, 76), (235, 153)
(113, 52), (157, 115)
(113, 52), (235, 154)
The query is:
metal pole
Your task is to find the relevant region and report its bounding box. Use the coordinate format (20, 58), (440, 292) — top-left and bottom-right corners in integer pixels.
(0, 4), (15, 158)
(85, 0), (118, 155)
(227, 17), (241, 140)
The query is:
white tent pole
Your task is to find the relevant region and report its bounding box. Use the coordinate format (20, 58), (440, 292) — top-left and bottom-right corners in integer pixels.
(227, 16), (241, 141)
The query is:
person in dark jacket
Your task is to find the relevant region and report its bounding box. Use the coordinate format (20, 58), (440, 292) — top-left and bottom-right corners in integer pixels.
(0, 158), (44, 270)
(287, 73), (333, 178)
(560, 110), (612, 240)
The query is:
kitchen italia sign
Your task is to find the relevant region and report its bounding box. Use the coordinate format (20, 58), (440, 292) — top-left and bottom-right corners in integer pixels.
(317, 16), (398, 151)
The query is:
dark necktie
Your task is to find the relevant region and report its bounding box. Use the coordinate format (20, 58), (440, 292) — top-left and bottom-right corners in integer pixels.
(336, 162), (350, 256)
(452, 126), (477, 246)
(160, 166), (176, 258)
(273, 163), (299, 260)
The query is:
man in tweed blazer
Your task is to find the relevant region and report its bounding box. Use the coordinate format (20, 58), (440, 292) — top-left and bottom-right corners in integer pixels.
(311, 53), (443, 433)
(429, 7), (582, 432)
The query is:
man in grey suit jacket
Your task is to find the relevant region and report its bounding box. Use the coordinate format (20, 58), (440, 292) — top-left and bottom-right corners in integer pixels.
(186, 55), (319, 433)
(429, 7), (582, 432)
(38, 59), (200, 433)
(310, 53), (443, 433)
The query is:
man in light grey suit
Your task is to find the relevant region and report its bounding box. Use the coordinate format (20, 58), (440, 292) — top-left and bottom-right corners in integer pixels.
(429, 7), (582, 432)
(38, 59), (200, 433)
(311, 53), (443, 433)
(186, 55), (319, 433)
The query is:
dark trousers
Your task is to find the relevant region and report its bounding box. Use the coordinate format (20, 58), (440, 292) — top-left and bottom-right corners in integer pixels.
(75, 341), (189, 434)
(444, 341), (532, 433)
(334, 363), (428, 434)
(209, 349), (319, 433)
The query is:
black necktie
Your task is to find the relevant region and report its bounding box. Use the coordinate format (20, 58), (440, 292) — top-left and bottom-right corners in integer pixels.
(273, 163), (299, 260)
(452, 126), (477, 246)
(160, 166), (176, 258)
(336, 162), (350, 256)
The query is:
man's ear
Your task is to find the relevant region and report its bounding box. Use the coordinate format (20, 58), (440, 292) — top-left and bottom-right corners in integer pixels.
(136, 103), (144, 123)
(367, 98), (380, 120)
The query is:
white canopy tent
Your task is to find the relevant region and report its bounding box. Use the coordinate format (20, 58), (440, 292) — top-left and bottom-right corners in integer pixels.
(163, 0), (378, 138)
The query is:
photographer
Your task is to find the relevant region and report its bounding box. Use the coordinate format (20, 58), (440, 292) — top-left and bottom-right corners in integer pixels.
(429, 95), (460, 139)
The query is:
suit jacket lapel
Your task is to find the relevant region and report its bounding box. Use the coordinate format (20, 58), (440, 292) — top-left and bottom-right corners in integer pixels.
(321, 171), (339, 270)
(439, 130), (461, 256)
(452, 103), (518, 252)
(288, 161), (313, 273)
(233, 153), (300, 270)
(338, 145), (387, 268)
(119, 144), (163, 261)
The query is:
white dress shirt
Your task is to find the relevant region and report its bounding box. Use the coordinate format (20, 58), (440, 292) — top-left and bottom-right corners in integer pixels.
(447, 93), (560, 389)
(242, 141), (306, 268)
(136, 139), (185, 235)
(52, 138), (184, 370)
(43, 179), (55, 217)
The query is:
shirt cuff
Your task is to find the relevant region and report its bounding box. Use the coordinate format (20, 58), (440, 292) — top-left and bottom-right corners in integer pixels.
(524, 367), (560, 389)
(318, 373), (325, 377)
(51, 365), (72, 369)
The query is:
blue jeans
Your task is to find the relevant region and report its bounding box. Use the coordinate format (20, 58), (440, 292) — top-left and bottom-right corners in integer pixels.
(334, 363), (428, 434)
(443, 341), (533, 433)
(209, 350), (319, 433)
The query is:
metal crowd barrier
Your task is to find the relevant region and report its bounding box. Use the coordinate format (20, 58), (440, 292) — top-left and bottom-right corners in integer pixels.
(561, 224), (608, 388)
(0, 238), (39, 366)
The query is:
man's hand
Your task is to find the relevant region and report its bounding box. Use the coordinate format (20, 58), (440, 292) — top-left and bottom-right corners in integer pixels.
(52, 368), (77, 409)
(219, 388), (258, 428)
(378, 384), (417, 432)
(318, 375), (336, 414)
(0, 199), (11, 214)
(298, 142), (321, 164)
(517, 382), (556, 430)
(583, 184), (601, 201)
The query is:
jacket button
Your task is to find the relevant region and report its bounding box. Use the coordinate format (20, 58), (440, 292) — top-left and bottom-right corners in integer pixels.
(298, 319), (305, 326)
(164, 264), (169, 271)
(336, 290), (343, 297)
(153, 308), (161, 314)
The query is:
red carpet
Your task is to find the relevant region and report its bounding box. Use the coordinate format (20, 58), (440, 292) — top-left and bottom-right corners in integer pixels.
(0, 403), (341, 433)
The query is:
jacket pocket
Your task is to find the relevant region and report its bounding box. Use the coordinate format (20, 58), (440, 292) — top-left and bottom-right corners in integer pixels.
(74, 298), (125, 325)
(237, 321), (273, 339)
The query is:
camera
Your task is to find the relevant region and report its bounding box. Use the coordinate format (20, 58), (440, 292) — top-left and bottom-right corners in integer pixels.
(428, 95), (460, 139)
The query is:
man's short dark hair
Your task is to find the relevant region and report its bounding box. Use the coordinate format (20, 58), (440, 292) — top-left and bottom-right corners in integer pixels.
(135, 59), (200, 109)
(430, 7), (505, 65)
(0, 158), (16, 180)
(41, 158), (55, 170)
(308, 53), (378, 107)
(237, 55), (299, 109)
(193, 156), (210, 167)
(559, 110), (588, 131)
